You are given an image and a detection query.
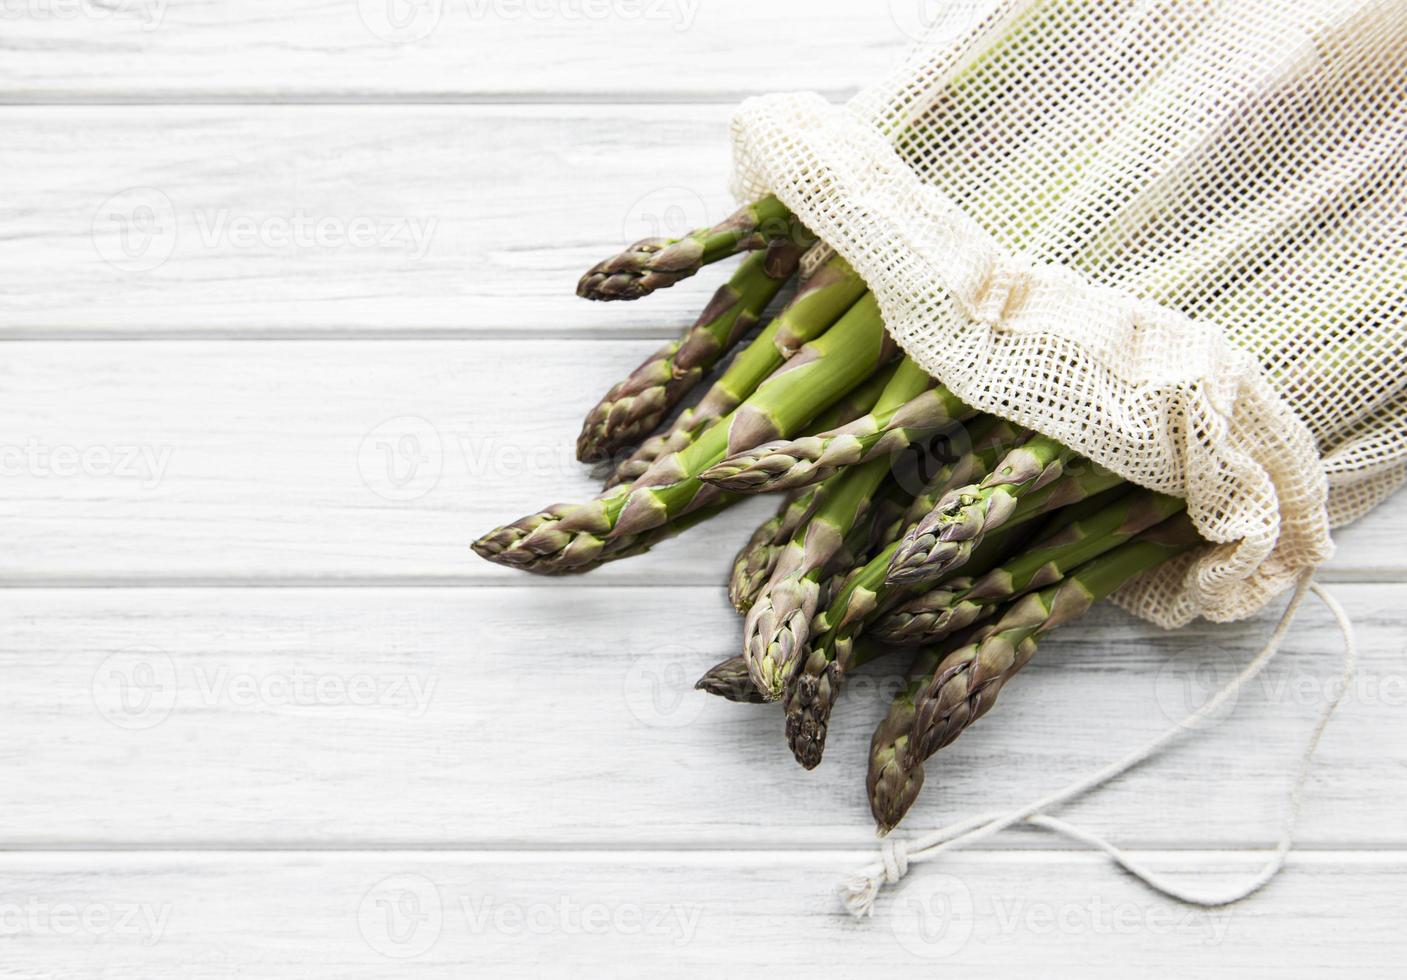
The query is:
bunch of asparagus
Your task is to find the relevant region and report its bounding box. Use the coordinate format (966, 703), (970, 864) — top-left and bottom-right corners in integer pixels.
(475, 197), (1201, 832)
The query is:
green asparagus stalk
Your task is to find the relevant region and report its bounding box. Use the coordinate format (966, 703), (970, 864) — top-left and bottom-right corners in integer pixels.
(873, 489), (1186, 645)
(775, 421), (1019, 768)
(804, 361), (904, 443)
(724, 367), (905, 610)
(577, 195), (809, 301)
(813, 468), (928, 613)
(602, 257), (873, 489)
(695, 655), (770, 704)
(856, 476), (920, 563)
(604, 421), (692, 490)
(512, 495), (741, 576)
(785, 459), (1126, 769)
(473, 294), (893, 573)
(698, 639), (893, 704)
(700, 363), (977, 494)
(812, 417), (1027, 611)
(818, 492), (915, 611)
(742, 456), (895, 699)
(741, 361), (942, 698)
(772, 258), (868, 357)
(576, 246), (802, 462)
(816, 462), (1125, 645)
(728, 488), (818, 614)
(885, 434), (1082, 585)
(868, 514), (1203, 833)
(857, 483), (1130, 635)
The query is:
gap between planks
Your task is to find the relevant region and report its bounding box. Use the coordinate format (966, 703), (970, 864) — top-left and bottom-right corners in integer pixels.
(0, 569), (1396, 588)
(0, 847), (1401, 864)
(0, 326), (695, 342)
(0, 91), (861, 107)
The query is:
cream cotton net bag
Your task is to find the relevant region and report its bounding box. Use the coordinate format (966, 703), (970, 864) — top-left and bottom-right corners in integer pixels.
(725, 0), (1400, 914)
(733, 0), (1406, 626)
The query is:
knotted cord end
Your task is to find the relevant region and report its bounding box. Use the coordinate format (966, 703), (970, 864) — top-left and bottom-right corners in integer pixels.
(835, 573), (1355, 922)
(840, 838), (910, 919)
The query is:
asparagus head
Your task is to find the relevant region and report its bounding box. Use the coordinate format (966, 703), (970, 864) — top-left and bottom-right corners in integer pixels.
(785, 449), (1126, 769)
(696, 656), (770, 704)
(577, 195), (810, 301)
(886, 435), (1086, 585)
(474, 293), (893, 573)
(576, 245), (802, 463)
(700, 365), (977, 495)
(869, 513), (1202, 832)
(874, 489), (1186, 645)
(601, 261), (872, 489)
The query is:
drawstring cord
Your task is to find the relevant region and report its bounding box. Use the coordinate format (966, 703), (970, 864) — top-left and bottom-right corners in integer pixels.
(843, 572), (1356, 918)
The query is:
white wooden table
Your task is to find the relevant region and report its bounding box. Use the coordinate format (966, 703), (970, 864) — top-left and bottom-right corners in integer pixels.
(1, 3), (1403, 975)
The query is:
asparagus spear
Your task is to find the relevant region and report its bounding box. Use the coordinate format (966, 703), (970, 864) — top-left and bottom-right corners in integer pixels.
(868, 514), (1203, 833)
(774, 422), (1020, 768)
(856, 484), (1129, 638)
(811, 417), (1027, 612)
(814, 463), (1125, 647)
(743, 457), (895, 699)
(483, 495), (742, 576)
(700, 364), (977, 494)
(576, 246), (802, 462)
(709, 480), (917, 703)
(741, 361), (941, 698)
(817, 486), (918, 611)
(577, 195), (809, 301)
(856, 475), (920, 563)
(805, 361), (904, 440)
(697, 639), (893, 704)
(604, 422), (692, 490)
(728, 488), (818, 614)
(771, 258), (868, 357)
(724, 360), (904, 609)
(873, 489), (1186, 644)
(602, 256), (871, 488)
(785, 461), (1126, 769)
(885, 434), (1083, 585)
(695, 655), (770, 704)
(473, 294), (893, 573)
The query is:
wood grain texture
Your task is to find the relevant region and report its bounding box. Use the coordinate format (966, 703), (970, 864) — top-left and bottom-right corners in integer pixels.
(0, 582), (1393, 847)
(0, 852), (1402, 977)
(0, 339), (1399, 583)
(0, 0), (910, 101)
(0, 338), (777, 582)
(4, 5), (1404, 970)
(0, 106), (752, 335)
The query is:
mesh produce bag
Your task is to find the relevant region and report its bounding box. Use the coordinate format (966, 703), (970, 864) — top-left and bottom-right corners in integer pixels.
(729, 0), (1407, 627)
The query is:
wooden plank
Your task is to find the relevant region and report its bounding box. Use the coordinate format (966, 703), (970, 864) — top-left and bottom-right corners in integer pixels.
(0, 851), (1400, 977)
(0, 338), (776, 583)
(0, 1), (909, 101)
(0, 582), (1396, 847)
(0, 338), (1399, 583)
(0, 105), (757, 335)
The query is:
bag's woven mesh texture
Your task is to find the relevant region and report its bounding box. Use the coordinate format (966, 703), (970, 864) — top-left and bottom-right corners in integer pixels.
(730, 0), (1407, 626)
